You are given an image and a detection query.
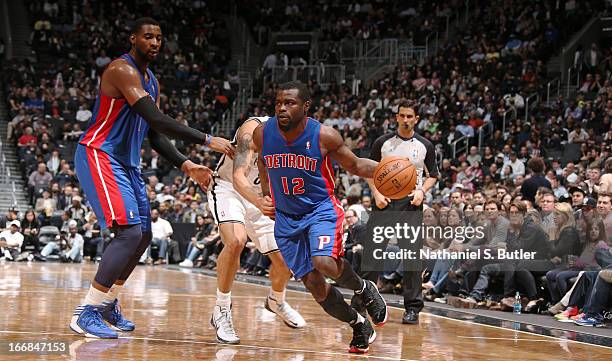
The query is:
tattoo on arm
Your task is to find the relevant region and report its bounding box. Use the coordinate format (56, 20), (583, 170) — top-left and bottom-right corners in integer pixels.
(233, 132), (254, 172)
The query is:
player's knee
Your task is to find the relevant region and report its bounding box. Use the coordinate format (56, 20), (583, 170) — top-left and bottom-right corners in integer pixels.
(223, 235), (247, 254)
(302, 273), (327, 301)
(311, 256), (340, 278)
(116, 224), (143, 252)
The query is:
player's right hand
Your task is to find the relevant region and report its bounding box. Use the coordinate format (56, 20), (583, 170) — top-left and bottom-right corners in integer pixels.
(208, 136), (236, 159)
(257, 195), (275, 219)
(374, 192), (391, 209)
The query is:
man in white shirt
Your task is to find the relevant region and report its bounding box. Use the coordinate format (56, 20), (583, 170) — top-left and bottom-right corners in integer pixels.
(506, 152), (525, 177)
(76, 104), (93, 123)
(568, 124), (589, 144)
(40, 220), (84, 262)
(0, 220), (24, 261)
(146, 209), (173, 265)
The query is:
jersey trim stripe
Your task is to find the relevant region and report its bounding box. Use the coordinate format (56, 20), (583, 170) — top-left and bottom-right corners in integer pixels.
(320, 154), (344, 257)
(88, 148), (117, 222)
(84, 97), (116, 147)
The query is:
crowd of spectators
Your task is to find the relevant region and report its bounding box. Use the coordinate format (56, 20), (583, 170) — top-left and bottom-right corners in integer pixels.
(240, 0), (465, 46)
(1, 0), (612, 327)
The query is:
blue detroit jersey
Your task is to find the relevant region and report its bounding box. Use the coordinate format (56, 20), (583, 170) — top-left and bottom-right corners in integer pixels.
(79, 53), (158, 168)
(261, 117), (340, 215)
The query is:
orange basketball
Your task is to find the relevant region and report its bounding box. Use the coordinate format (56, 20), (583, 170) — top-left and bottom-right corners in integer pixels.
(373, 156), (417, 200)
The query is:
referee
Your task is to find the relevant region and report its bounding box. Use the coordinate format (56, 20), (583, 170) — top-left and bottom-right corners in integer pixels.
(361, 99), (439, 325)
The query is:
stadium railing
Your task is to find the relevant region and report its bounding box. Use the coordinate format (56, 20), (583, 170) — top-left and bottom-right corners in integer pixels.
(452, 135), (469, 158)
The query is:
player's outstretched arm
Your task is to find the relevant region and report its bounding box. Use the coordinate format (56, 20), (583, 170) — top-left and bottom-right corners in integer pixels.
(321, 125), (378, 178)
(252, 123), (275, 217)
(103, 60), (234, 158)
(148, 127), (212, 191)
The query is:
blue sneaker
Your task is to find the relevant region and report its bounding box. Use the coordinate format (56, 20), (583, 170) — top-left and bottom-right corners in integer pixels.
(101, 299), (135, 332)
(574, 315), (604, 327)
(70, 305), (118, 338)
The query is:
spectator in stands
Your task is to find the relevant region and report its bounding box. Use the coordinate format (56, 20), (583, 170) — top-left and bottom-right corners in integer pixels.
(35, 189), (56, 221)
(0, 220), (24, 261)
(597, 192), (612, 242)
(28, 162), (52, 203)
(82, 212), (105, 261)
(570, 186), (586, 210)
(538, 189), (557, 240)
(65, 195), (87, 224)
(181, 200), (205, 223)
(40, 219), (83, 263)
(482, 199), (509, 248)
(21, 209), (40, 253)
(545, 202), (582, 304)
(57, 184), (73, 210)
(574, 270), (612, 327)
(521, 157), (550, 204)
(145, 209), (174, 265)
(46, 149), (61, 176)
(599, 158), (612, 194)
(18, 127), (38, 148)
(179, 215), (219, 268)
(54, 163), (77, 188)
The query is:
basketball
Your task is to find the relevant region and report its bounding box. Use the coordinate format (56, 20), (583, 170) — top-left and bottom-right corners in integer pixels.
(374, 156), (417, 200)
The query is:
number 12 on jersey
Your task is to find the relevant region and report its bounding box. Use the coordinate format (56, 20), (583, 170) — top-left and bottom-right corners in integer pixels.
(281, 177), (305, 195)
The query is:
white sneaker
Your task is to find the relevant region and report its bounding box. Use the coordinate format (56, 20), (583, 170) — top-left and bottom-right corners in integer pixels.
(3, 249), (13, 261)
(265, 296), (306, 328)
(210, 305), (240, 344)
(179, 259), (193, 268)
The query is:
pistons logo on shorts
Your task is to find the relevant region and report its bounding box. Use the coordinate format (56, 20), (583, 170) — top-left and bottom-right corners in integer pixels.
(317, 235), (331, 249)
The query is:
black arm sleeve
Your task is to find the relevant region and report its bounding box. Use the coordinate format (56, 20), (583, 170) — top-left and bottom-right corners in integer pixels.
(423, 140), (439, 177)
(369, 136), (384, 162)
(132, 96), (208, 144)
(148, 127), (188, 168)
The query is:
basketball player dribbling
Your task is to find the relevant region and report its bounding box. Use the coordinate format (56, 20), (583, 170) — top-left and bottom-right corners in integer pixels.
(70, 17), (234, 338)
(207, 116), (305, 344)
(253, 81), (388, 354)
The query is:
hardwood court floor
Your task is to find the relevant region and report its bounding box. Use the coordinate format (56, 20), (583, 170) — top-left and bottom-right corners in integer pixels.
(1, 263), (610, 361)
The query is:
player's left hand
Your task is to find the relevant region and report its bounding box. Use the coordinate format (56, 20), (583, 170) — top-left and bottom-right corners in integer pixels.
(208, 136), (235, 159)
(257, 195), (275, 219)
(411, 189), (424, 206)
(182, 161), (213, 191)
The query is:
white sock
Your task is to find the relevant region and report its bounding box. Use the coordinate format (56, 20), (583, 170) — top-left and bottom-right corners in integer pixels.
(105, 284), (123, 302)
(83, 285), (109, 306)
(216, 289), (231, 308)
(269, 289), (286, 305)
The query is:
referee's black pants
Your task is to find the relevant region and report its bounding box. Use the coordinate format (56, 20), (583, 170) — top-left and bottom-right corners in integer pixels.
(362, 198), (424, 314)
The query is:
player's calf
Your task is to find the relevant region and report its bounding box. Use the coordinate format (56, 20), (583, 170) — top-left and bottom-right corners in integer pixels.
(314, 257), (388, 327)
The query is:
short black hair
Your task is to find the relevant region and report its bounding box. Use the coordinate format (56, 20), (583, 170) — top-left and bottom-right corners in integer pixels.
(278, 81), (311, 102)
(131, 17), (160, 34)
(397, 99), (417, 113)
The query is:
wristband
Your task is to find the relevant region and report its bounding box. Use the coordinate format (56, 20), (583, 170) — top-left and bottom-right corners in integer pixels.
(204, 134), (212, 146)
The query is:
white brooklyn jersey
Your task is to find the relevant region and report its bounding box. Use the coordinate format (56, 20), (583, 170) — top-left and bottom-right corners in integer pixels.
(214, 116), (269, 185)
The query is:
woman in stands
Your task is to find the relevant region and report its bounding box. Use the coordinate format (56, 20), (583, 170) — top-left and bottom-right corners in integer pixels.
(551, 218), (609, 321)
(545, 203), (582, 306)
